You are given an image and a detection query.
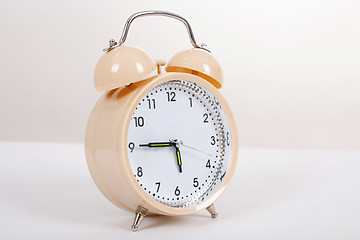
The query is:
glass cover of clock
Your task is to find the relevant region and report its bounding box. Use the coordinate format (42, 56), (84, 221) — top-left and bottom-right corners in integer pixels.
(127, 80), (232, 208)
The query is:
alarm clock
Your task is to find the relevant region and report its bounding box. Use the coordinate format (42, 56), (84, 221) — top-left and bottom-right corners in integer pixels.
(85, 10), (239, 231)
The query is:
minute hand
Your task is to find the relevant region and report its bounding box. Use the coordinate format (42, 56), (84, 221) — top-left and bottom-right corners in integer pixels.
(139, 142), (174, 148)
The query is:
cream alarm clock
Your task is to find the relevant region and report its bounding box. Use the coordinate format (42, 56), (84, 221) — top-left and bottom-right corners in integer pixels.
(85, 10), (238, 231)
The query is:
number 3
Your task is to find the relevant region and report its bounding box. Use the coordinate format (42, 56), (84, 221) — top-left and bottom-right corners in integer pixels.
(210, 136), (216, 145)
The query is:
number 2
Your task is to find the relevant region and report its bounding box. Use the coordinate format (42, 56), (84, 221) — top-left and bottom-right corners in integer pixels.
(203, 113), (209, 123)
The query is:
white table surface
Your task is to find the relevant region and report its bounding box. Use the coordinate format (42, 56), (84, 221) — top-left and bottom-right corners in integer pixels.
(0, 142), (359, 239)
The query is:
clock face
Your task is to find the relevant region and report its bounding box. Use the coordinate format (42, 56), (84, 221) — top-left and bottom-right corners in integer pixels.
(127, 80), (232, 208)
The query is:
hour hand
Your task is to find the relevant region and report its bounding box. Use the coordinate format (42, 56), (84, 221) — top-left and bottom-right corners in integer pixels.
(139, 142), (174, 148)
(174, 146), (182, 173)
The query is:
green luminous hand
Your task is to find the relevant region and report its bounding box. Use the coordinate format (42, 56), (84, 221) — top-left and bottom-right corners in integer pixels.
(139, 141), (183, 174)
(139, 142), (173, 148)
(174, 146), (182, 173)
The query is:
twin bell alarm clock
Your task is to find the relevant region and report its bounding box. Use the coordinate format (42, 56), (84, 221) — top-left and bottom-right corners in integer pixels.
(85, 10), (239, 231)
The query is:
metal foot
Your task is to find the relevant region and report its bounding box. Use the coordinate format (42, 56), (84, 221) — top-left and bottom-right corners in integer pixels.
(206, 204), (218, 218)
(131, 206), (148, 231)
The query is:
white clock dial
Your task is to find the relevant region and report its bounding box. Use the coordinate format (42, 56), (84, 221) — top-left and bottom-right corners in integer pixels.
(127, 80), (232, 208)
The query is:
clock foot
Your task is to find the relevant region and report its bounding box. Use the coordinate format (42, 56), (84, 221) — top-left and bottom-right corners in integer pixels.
(206, 204), (218, 218)
(131, 206), (148, 231)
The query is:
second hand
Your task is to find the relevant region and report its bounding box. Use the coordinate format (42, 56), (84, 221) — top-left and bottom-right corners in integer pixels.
(171, 139), (212, 157)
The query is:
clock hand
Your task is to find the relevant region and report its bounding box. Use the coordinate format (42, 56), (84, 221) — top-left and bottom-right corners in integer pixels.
(171, 139), (212, 157)
(139, 140), (183, 173)
(181, 144), (212, 157)
(139, 142), (174, 148)
(174, 146), (182, 173)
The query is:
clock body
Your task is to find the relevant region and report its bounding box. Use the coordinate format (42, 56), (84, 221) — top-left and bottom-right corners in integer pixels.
(85, 72), (238, 216)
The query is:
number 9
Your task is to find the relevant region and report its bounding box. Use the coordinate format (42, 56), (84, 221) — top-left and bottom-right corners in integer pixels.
(128, 142), (135, 152)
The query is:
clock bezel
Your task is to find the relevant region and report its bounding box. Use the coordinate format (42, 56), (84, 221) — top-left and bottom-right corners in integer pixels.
(85, 72), (238, 216)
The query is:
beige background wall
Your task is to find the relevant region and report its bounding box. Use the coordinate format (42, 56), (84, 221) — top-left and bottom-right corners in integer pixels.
(1, 0), (359, 149)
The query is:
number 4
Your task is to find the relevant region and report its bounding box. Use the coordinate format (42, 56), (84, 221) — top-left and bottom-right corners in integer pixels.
(206, 159), (211, 168)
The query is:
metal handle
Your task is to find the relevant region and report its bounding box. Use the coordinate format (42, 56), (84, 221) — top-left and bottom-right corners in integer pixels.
(104, 10), (208, 52)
